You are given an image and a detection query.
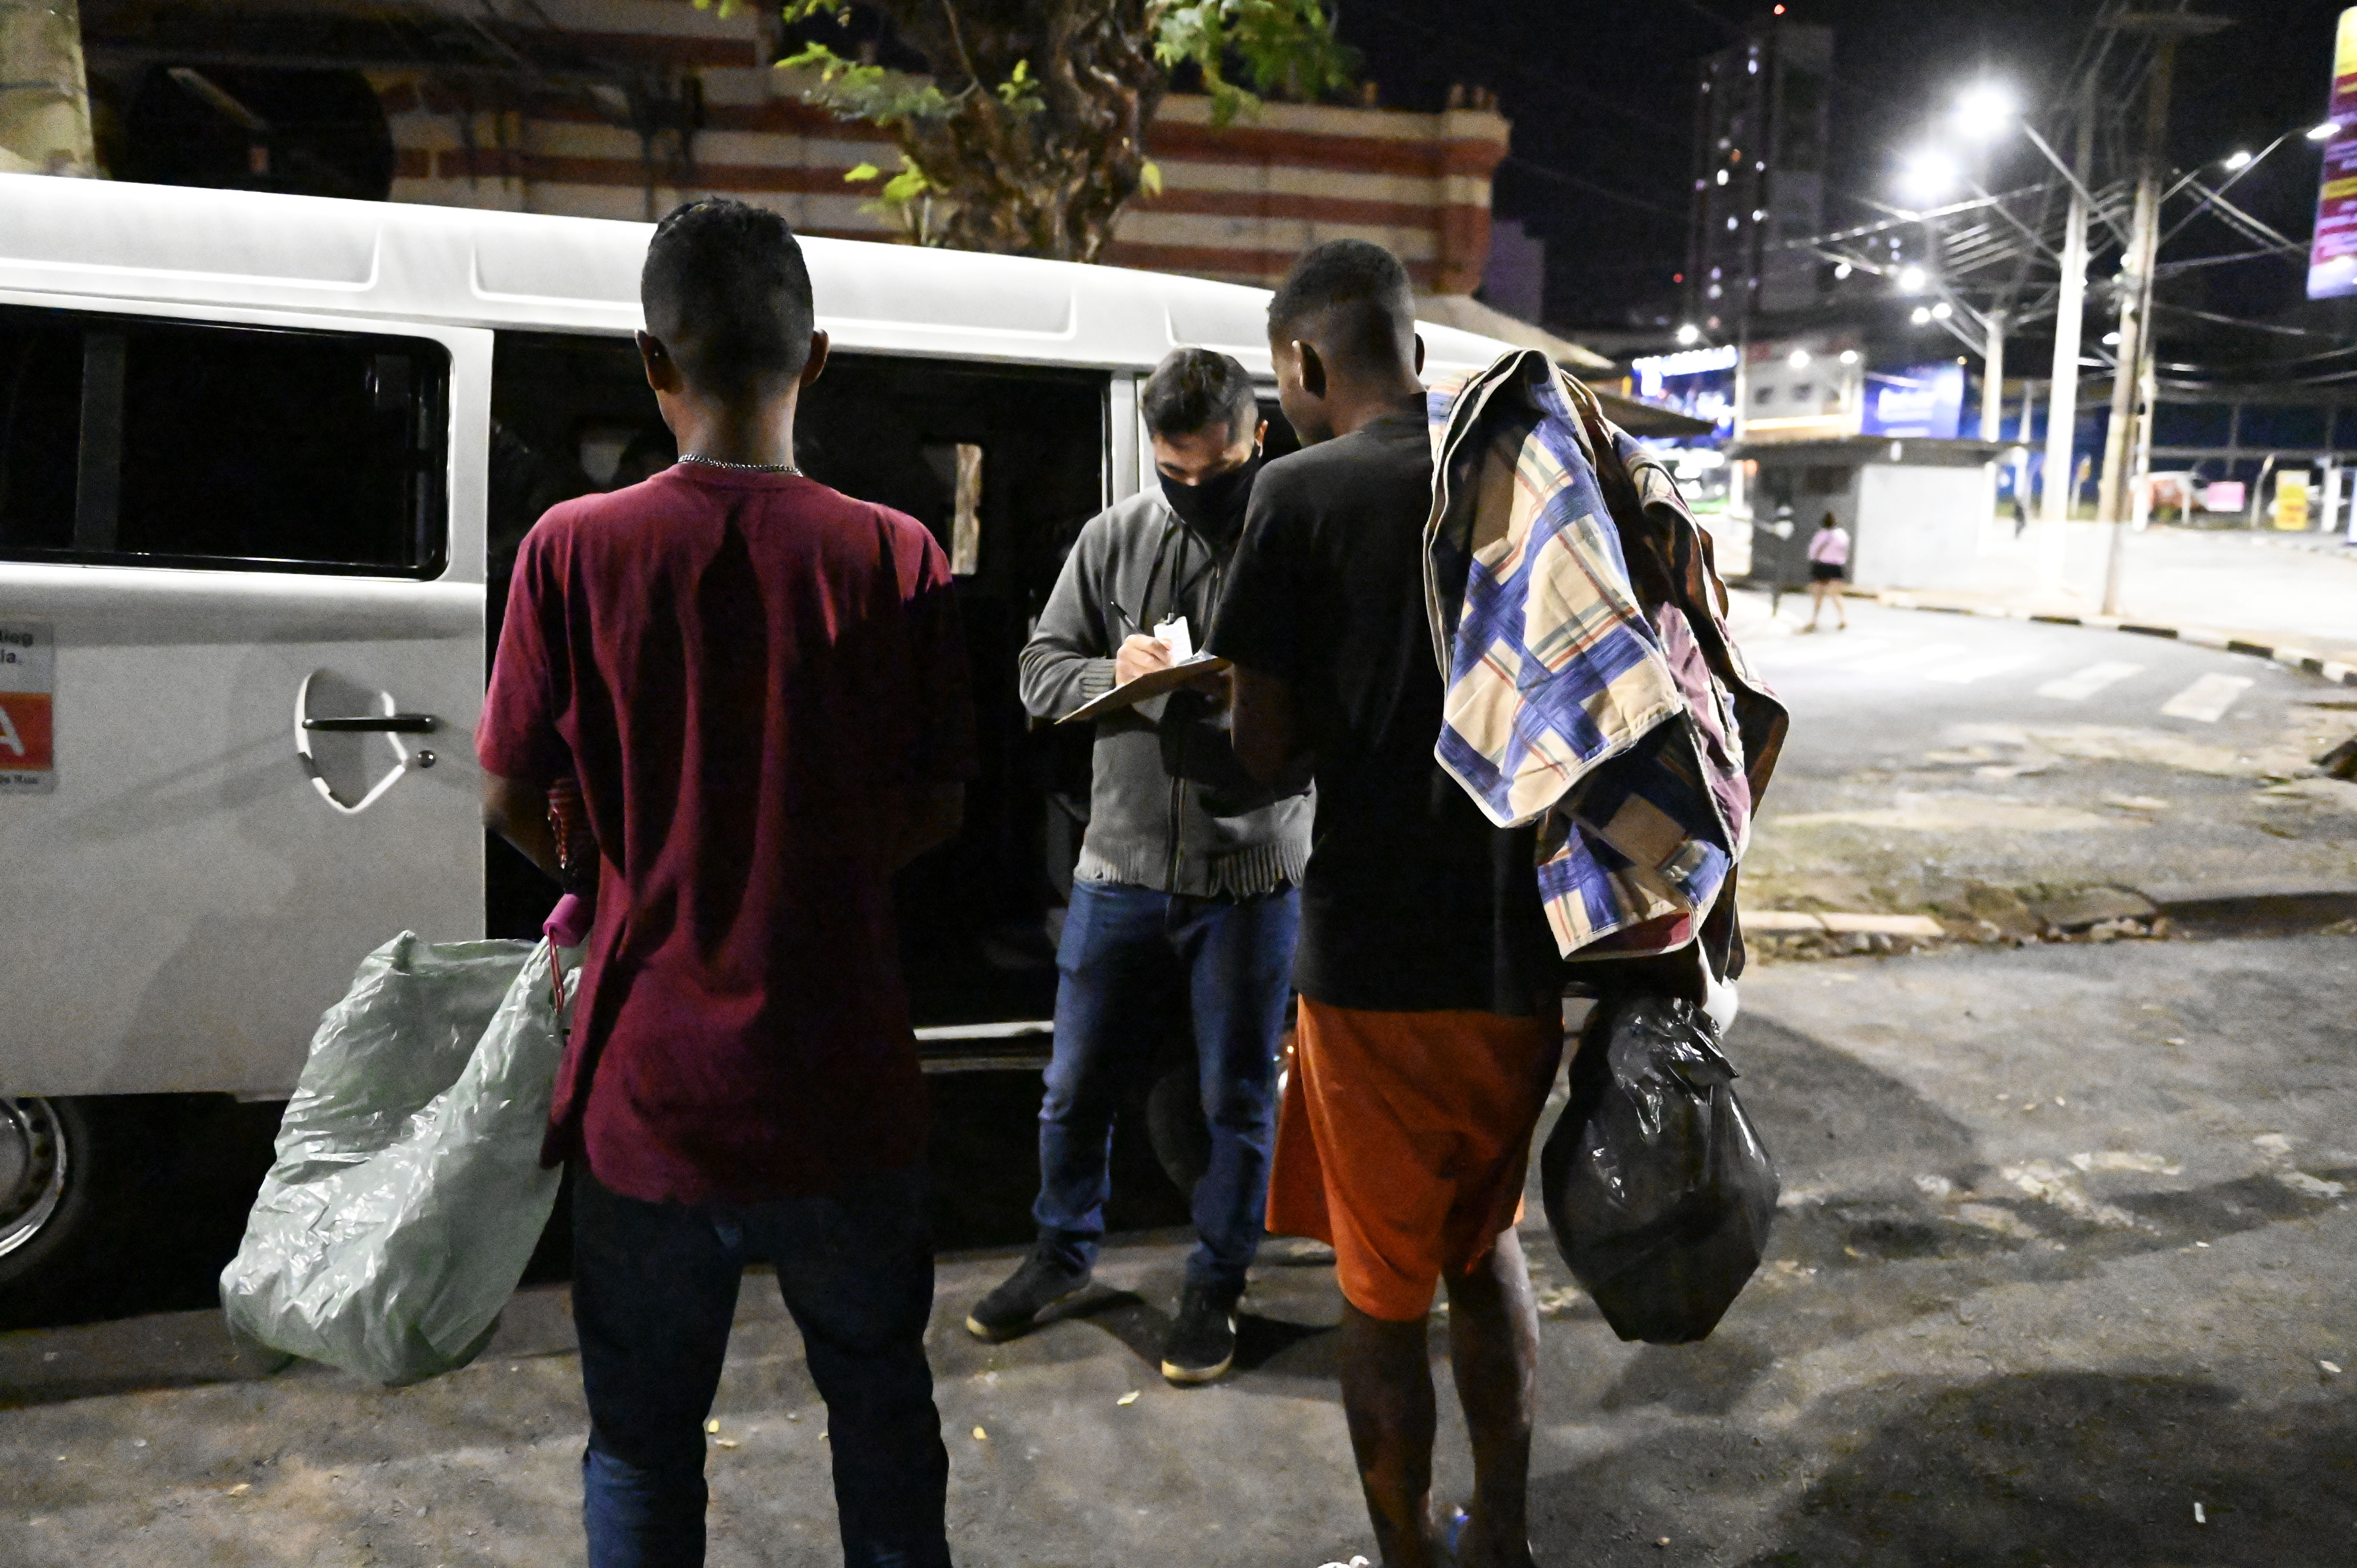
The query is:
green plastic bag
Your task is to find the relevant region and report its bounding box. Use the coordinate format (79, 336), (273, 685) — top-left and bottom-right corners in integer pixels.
(220, 932), (571, 1385)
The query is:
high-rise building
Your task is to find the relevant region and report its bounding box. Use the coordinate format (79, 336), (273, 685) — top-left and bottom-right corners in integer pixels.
(1686, 20), (1832, 332)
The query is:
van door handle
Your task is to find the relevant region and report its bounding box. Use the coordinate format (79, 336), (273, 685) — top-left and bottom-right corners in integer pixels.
(302, 714), (439, 733)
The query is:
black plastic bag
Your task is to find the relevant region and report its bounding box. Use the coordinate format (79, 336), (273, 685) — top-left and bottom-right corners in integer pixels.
(1540, 995), (1779, 1344)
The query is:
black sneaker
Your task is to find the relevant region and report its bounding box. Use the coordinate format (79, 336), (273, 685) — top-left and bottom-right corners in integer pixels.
(1160, 1280), (1239, 1384)
(964, 1243), (1092, 1342)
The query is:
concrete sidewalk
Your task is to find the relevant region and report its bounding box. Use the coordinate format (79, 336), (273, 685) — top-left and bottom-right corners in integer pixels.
(5, 933), (2354, 1567)
(1865, 523), (2357, 676)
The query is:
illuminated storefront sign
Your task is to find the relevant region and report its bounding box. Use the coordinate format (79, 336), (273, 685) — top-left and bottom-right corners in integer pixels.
(2309, 7), (2357, 299)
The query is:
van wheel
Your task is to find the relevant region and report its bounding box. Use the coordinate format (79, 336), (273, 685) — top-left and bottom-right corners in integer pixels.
(0, 1097), (101, 1296)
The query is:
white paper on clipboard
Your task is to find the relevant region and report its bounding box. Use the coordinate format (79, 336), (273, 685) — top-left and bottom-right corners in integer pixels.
(1057, 655), (1232, 724)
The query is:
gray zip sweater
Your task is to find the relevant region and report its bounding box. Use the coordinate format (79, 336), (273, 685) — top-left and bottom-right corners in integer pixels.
(1019, 487), (1312, 898)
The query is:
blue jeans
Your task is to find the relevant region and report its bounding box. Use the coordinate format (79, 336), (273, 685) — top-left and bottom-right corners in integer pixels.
(1034, 878), (1300, 1295)
(571, 1167), (952, 1568)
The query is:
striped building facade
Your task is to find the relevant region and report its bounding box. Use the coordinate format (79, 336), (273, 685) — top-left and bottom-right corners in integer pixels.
(375, 0), (1509, 293)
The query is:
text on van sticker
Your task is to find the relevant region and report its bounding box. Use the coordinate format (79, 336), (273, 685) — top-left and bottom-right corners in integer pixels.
(0, 621), (57, 795)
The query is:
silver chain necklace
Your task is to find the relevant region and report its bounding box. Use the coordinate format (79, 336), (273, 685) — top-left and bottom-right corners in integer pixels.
(680, 453), (802, 474)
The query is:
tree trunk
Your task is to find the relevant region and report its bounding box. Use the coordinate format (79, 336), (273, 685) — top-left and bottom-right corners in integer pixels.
(0, 0), (97, 175)
(865, 0), (1164, 261)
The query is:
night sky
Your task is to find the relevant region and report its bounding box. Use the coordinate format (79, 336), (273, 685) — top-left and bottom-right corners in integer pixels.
(1336, 0), (2354, 339)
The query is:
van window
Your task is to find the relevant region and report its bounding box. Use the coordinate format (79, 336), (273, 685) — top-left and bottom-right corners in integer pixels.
(0, 305), (447, 576)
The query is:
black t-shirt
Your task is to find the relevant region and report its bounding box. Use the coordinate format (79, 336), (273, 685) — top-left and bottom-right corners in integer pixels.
(1208, 407), (1561, 1016)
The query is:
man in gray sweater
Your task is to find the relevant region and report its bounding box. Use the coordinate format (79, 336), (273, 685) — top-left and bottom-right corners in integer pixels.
(966, 347), (1310, 1384)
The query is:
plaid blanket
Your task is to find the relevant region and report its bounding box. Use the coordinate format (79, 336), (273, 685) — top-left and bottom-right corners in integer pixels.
(1424, 350), (1783, 959)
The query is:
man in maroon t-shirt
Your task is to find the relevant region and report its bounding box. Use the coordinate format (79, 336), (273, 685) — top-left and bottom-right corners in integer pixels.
(479, 198), (972, 1568)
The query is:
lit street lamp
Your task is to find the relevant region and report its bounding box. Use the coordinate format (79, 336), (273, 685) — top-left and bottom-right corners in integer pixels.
(1953, 82), (2019, 143)
(1928, 74), (2094, 571)
(1899, 147), (1961, 204)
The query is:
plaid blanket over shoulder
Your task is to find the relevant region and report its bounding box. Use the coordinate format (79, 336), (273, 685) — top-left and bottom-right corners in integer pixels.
(1424, 349), (1782, 959)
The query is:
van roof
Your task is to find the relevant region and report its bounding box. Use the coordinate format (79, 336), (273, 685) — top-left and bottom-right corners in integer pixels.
(0, 174), (1514, 378)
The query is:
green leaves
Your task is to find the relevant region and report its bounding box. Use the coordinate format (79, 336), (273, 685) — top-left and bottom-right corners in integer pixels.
(993, 58), (1045, 116)
(775, 42), (1040, 127)
(843, 152), (945, 243)
(776, 40), (953, 124)
(1151, 0), (1358, 128)
(745, 0), (1360, 260)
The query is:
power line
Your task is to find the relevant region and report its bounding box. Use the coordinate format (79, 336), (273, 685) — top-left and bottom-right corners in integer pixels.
(1502, 155), (1683, 220)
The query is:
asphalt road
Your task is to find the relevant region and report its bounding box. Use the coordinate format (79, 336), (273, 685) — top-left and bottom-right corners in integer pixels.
(4, 931), (2350, 1567)
(2, 600), (2351, 1566)
(1731, 594), (2357, 916)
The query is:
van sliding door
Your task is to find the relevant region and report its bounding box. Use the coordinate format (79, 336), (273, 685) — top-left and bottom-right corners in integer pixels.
(0, 301), (491, 1098)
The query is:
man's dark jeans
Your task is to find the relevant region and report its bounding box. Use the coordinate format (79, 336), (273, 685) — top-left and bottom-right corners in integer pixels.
(1034, 878), (1300, 1295)
(572, 1166), (952, 1568)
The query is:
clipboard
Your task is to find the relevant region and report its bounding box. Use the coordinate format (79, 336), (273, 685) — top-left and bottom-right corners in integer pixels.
(1057, 656), (1232, 724)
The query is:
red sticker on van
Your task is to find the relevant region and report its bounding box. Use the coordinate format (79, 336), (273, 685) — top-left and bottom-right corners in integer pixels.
(0, 691), (53, 773)
(0, 619), (55, 793)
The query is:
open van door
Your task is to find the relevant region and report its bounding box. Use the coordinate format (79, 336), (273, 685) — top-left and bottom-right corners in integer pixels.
(0, 301), (489, 1111)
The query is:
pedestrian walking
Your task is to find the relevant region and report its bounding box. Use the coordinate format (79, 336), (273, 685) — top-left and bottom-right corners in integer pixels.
(966, 346), (1311, 1385)
(1803, 510), (1850, 632)
(478, 197), (972, 1568)
(1209, 240), (1568, 1568)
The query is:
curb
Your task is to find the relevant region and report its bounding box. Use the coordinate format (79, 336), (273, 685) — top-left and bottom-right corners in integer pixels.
(1744, 888), (2357, 946)
(2139, 885), (2357, 933)
(1870, 590), (2357, 688)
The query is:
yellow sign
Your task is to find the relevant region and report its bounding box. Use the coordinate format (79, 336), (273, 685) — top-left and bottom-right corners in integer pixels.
(2274, 470), (2312, 531)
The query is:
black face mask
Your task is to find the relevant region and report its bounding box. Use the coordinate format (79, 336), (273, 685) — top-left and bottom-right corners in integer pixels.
(1160, 451), (1263, 538)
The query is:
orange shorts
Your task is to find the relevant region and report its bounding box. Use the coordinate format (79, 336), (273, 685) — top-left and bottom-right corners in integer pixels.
(1267, 998), (1563, 1322)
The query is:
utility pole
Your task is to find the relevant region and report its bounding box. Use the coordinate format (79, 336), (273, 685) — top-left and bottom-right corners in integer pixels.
(0, 0), (97, 175)
(2016, 378), (2039, 524)
(2039, 88), (2095, 588)
(1979, 311), (2008, 442)
(2096, 12), (2230, 615)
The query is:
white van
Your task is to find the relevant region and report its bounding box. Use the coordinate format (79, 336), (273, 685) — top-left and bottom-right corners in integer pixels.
(0, 174), (1519, 1292)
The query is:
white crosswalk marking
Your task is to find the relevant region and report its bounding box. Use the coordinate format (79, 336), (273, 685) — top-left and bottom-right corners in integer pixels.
(2037, 661), (2145, 701)
(2159, 672), (2253, 722)
(1924, 653), (2037, 685)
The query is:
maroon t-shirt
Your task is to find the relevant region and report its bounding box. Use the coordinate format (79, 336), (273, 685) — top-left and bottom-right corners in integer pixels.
(479, 464), (974, 1205)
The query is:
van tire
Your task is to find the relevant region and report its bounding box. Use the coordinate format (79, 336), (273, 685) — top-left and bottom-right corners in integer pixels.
(0, 1097), (134, 1304)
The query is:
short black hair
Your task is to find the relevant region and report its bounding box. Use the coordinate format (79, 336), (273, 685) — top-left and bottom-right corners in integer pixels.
(1141, 347), (1259, 441)
(641, 197), (815, 395)
(1267, 238), (1415, 366)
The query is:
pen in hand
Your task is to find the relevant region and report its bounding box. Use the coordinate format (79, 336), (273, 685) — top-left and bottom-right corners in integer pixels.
(1110, 600), (1177, 685)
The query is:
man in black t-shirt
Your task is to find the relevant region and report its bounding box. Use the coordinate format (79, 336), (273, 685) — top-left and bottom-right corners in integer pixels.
(1208, 240), (1561, 1568)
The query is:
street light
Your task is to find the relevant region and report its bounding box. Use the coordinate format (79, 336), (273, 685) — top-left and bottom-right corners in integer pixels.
(2310, 120), (2341, 141)
(1910, 305), (1933, 325)
(1897, 264), (1928, 294)
(1931, 301), (1954, 321)
(2223, 149), (2254, 171)
(1675, 323), (1701, 346)
(1953, 82), (2019, 142)
(1899, 147), (1960, 203)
